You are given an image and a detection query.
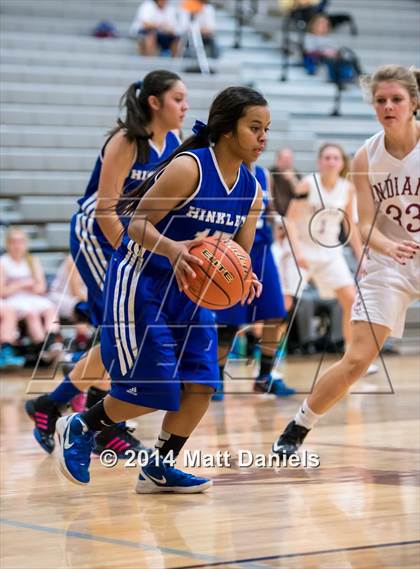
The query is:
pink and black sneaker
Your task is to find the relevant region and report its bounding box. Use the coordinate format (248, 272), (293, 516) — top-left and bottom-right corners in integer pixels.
(70, 393), (87, 413)
(93, 424), (150, 458)
(25, 395), (61, 454)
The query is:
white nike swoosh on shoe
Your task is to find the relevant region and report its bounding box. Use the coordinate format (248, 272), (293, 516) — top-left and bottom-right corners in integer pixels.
(272, 439), (285, 453)
(144, 472), (167, 485)
(63, 419), (74, 450)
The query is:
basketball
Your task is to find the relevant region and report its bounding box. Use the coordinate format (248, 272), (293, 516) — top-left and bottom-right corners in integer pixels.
(184, 236), (252, 309)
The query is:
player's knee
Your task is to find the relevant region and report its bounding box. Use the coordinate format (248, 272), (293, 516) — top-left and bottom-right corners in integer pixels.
(24, 311), (38, 323)
(343, 352), (371, 381)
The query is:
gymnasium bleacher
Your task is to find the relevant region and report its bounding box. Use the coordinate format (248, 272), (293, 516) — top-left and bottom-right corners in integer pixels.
(0, 0), (419, 341)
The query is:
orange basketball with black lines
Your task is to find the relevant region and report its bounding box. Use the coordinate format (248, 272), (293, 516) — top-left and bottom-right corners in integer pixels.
(184, 236), (252, 309)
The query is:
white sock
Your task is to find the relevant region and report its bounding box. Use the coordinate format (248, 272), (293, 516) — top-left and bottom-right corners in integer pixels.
(294, 399), (322, 430)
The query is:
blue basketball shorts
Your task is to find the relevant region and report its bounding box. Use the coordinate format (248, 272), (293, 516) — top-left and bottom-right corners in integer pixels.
(70, 211), (113, 327)
(101, 245), (219, 412)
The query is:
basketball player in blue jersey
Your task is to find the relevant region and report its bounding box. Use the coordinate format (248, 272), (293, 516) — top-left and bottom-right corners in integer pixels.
(54, 86), (267, 493)
(25, 70), (188, 457)
(216, 163), (295, 399)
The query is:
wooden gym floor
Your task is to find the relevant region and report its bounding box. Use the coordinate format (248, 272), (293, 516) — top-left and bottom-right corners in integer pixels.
(1, 353), (419, 569)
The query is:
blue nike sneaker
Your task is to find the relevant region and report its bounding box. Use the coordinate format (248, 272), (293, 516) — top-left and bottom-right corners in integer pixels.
(254, 375), (296, 397)
(56, 413), (94, 485)
(136, 456), (212, 494)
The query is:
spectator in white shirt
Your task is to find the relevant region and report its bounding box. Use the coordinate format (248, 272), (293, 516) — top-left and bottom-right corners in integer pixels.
(130, 0), (182, 57)
(0, 227), (60, 346)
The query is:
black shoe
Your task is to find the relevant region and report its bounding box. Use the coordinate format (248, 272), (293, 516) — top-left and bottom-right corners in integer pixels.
(25, 395), (61, 454)
(272, 420), (310, 458)
(92, 424), (151, 458)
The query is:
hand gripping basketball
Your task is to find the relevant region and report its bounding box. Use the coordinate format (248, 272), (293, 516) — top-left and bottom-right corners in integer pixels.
(167, 238), (205, 293)
(183, 236), (256, 309)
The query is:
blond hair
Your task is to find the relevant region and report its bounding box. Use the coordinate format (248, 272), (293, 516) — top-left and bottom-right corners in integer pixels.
(360, 64), (420, 108)
(5, 226), (36, 279)
(317, 143), (350, 178)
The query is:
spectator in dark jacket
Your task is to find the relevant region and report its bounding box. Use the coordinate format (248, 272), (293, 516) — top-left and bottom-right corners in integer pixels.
(270, 148), (301, 215)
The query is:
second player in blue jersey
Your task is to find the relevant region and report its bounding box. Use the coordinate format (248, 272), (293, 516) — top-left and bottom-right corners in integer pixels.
(25, 71), (188, 457)
(216, 163), (295, 399)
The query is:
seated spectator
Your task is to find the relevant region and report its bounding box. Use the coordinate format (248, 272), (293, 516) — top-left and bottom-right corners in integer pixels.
(48, 256), (87, 322)
(130, 0), (182, 57)
(303, 14), (361, 88)
(0, 227), (60, 354)
(280, 1), (357, 34)
(280, 0), (320, 24)
(0, 301), (25, 368)
(270, 148), (301, 215)
(49, 256), (91, 353)
(181, 0), (219, 59)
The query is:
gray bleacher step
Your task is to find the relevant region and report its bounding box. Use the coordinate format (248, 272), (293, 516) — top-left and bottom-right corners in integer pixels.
(261, 82), (363, 100)
(0, 27), (267, 52)
(0, 15), (145, 36)
(0, 28), (256, 54)
(0, 15), (253, 43)
(1, 104), (290, 131)
(0, 124), (298, 151)
(0, 83), (374, 114)
(1, 125), (107, 149)
(269, 28), (419, 51)
(2, 104), (119, 127)
(0, 31), (134, 54)
(227, 48), (419, 70)
(2, 0), (417, 26)
(0, 0), (140, 18)
(45, 223), (71, 249)
(18, 197), (78, 222)
(0, 64), (237, 92)
(0, 8), (251, 35)
(1, 149), (315, 178)
(0, 198), (21, 224)
(1, 148), (98, 171)
(36, 252), (67, 273)
(1, 48), (238, 75)
(1, 171), (88, 197)
(0, 82), (224, 108)
(290, 117), (378, 136)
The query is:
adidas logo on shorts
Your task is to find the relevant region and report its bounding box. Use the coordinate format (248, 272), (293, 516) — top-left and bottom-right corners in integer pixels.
(127, 387), (138, 395)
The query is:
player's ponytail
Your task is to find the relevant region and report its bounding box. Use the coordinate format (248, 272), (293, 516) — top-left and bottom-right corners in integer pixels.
(118, 85), (268, 218)
(110, 70), (182, 163)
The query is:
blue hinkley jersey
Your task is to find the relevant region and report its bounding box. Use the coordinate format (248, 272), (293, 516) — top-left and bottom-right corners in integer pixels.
(77, 131), (181, 217)
(123, 147), (258, 273)
(253, 165), (273, 245)
(69, 130), (180, 326)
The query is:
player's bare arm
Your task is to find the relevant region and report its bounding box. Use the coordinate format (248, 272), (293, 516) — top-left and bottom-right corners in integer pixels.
(96, 130), (136, 249)
(128, 155), (204, 291)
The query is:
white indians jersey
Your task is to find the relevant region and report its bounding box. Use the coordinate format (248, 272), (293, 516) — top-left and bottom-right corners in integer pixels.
(365, 130), (420, 243)
(298, 173), (351, 261)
